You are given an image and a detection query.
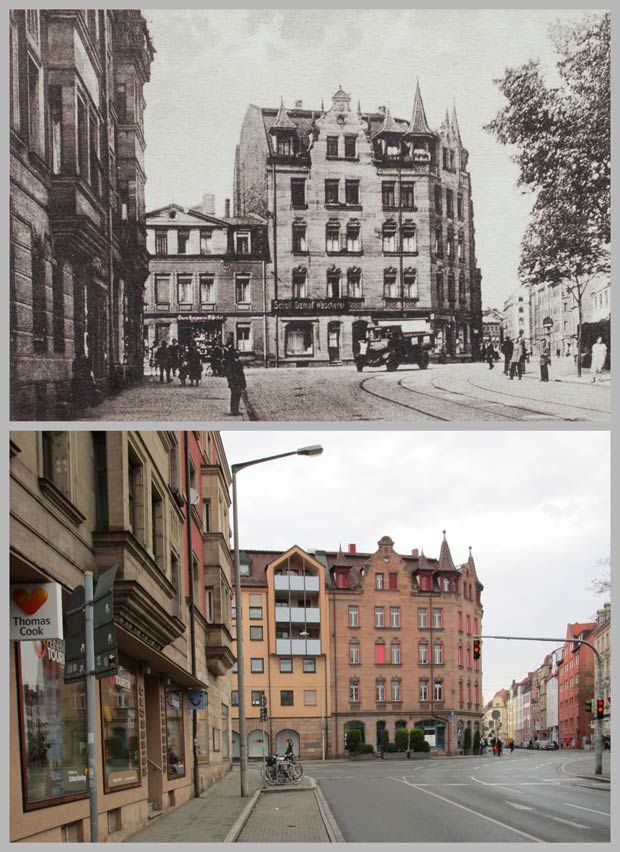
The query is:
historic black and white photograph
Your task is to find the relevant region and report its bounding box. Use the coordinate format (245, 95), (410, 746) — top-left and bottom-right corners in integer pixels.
(9, 8), (610, 422)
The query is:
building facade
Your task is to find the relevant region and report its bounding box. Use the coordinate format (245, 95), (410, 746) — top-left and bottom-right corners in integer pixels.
(230, 546), (332, 760)
(482, 689), (508, 740)
(502, 286), (531, 349)
(144, 204), (270, 361)
(10, 10), (154, 419)
(234, 85), (483, 366)
(481, 308), (503, 353)
(10, 430), (234, 842)
(558, 622), (596, 749)
(231, 534), (484, 758)
(593, 603), (611, 741)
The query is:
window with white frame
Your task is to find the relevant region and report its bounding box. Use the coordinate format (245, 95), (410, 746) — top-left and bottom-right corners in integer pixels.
(433, 643), (443, 665)
(443, 577), (450, 592)
(349, 642), (359, 664)
(199, 274), (215, 304)
(434, 680), (444, 701)
(376, 680), (385, 702)
(235, 230), (251, 254)
(384, 271), (398, 299)
(177, 275), (193, 305)
(350, 683), (359, 702)
(391, 679), (401, 701)
(382, 224), (397, 253)
(418, 608), (428, 628)
(346, 222), (360, 252)
(237, 323), (251, 351)
(403, 270), (417, 299)
(391, 643), (401, 664)
(419, 643), (428, 664)
(235, 274), (250, 304)
(205, 589), (214, 623)
(390, 607), (400, 628)
(200, 229), (212, 255)
(401, 225), (417, 253)
(348, 606), (359, 627)
(292, 268), (307, 299)
(433, 608), (443, 628)
(348, 268), (362, 298)
(375, 572), (384, 590)
(375, 607), (384, 628)
(419, 680), (428, 701)
(326, 223), (340, 253)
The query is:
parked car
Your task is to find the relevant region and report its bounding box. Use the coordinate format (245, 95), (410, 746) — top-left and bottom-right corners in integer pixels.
(545, 740), (559, 750)
(535, 740), (550, 750)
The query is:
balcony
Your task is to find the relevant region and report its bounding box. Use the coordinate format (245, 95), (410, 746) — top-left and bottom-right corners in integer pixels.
(274, 574), (320, 592)
(276, 638), (321, 655)
(205, 622), (236, 677)
(274, 606), (321, 623)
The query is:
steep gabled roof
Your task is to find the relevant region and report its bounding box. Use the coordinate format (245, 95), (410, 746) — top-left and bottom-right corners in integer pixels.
(270, 98), (296, 131)
(438, 531), (457, 572)
(417, 550), (435, 572)
(451, 102), (462, 144)
(372, 105), (404, 138)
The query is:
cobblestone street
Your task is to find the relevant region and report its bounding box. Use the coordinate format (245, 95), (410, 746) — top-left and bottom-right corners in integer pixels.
(76, 359), (610, 423)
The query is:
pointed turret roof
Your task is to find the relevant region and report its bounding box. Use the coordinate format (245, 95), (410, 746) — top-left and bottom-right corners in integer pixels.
(438, 530), (457, 572)
(270, 98), (296, 131)
(451, 102), (462, 144)
(372, 104), (404, 138)
(407, 80), (433, 135)
(333, 545), (351, 569)
(417, 549), (435, 572)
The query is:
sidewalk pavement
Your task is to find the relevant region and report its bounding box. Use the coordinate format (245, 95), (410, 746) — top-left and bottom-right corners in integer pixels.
(521, 357), (610, 386)
(559, 749), (611, 782)
(126, 765), (342, 843)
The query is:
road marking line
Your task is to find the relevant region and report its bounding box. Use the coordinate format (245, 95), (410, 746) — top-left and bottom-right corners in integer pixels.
(505, 801), (534, 811)
(470, 775), (524, 795)
(563, 803), (610, 817)
(545, 815), (588, 829)
(390, 776), (544, 843)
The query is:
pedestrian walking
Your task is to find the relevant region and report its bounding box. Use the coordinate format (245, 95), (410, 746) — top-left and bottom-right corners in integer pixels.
(168, 338), (180, 377)
(155, 339), (171, 383)
(356, 336), (369, 372)
(539, 338), (550, 382)
(509, 739), (515, 754)
(187, 342), (203, 387)
(501, 337), (513, 375)
(224, 348), (247, 416)
(510, 331), (525, 380)
(485, 341), (495, 369)
(496, 738), (503, 757)
(591, 336), (607, 382)
(210, 342), (223, 377)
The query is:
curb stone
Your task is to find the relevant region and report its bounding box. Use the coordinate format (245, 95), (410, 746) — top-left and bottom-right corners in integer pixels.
(311, 777), (346, 842)
(223, 788), (262, 842)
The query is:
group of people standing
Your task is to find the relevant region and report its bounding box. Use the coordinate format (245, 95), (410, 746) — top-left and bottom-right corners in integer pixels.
(149, 334), (247, 415)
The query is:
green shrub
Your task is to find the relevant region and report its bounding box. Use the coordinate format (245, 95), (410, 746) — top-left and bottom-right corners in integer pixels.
(409, 727), (426, 752)
(464, 728), (472, 755)
(346, 728), (361, 753)
(386, 741), (398, 753)
(395, 729), (409, 752)
(423, 740), (430, 752)
(357, 743), (374, 754)
(380, 729), (389, 752)
(473, 731), (481, 755)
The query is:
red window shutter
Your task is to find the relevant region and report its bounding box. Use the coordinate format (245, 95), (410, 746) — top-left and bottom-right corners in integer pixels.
(389, 573), (398, 589)
(375, 644), (385, 664)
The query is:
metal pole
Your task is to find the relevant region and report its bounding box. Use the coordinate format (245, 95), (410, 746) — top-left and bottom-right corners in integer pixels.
(476, 633), (604, 775)
(232, 469), (249, 796)
(84, 571), (99, 842)
(184, 432), (201, 798)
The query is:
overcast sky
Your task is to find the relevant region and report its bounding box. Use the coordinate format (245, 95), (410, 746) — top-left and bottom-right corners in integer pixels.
(220, 430), (610, 704)
(142, 7), (595, 309)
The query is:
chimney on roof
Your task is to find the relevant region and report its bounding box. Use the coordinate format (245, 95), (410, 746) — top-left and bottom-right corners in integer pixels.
(201, 193), (215, 215)
(378, 105), (386, 115)
(295, 99), (303, 109)
(348, 543), (356, 554)
(224, 198), (230, 218)
(412, 548), (419, 558)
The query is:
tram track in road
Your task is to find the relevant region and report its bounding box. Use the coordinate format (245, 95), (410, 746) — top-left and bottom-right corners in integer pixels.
(358, 375), (451, 421)
(464, 377), (609, 418)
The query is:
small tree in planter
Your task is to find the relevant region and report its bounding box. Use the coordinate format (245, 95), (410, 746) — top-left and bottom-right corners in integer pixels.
(464, 727), (472, 755)
(473, 731), (481, 755)
(380, 729), (389, 753)
(386, 742), (398, 753)
(409, 727), (426, 752)
(346, 728), (361, 754)
(395, 729), (409, 752)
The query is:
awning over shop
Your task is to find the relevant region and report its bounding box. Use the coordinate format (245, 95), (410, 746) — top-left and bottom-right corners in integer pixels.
(116, 625), (206, 689)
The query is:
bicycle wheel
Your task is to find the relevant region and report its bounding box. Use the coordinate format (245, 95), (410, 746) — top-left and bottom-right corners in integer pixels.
(288, 763), (303, 784)
(263, 765), (277, 786)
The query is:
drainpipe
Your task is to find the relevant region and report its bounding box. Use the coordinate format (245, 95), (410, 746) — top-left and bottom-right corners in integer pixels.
(332, 589), (339, 755)
(262, 259), (268, 367)
(272, 162), (279, 366)
(184, 432), (200, 798)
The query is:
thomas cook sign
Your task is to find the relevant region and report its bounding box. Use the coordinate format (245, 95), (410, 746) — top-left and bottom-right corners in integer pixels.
(10, 582), (64, 640)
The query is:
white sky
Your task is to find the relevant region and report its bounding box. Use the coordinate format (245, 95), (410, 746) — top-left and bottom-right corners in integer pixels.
(142, 7), (595, 309)
(220, 430), (610, 704)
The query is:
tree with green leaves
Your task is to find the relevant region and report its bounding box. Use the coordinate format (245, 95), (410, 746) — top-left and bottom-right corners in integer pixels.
(487, 12), (610, 375)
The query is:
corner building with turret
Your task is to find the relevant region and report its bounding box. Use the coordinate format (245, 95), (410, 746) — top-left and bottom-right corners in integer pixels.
(234, 85), (483, 366)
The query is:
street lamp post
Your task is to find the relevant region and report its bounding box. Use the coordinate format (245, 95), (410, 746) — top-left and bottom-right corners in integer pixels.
(232, 444), (323, 797)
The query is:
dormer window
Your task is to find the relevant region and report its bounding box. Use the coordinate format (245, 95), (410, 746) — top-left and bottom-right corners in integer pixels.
(277, 137), (292, 156)
(335, 569), (349, 589)
(386, 142), (400, 160)
(239, 561), (250, 576)
(235, 230), (251, 254)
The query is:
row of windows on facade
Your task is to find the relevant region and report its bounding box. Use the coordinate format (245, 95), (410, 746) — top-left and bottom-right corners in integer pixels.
(348, 679), (480, 704)
(151, 268), (468, 305)
(10, 12), (140, 218)
(231, 687), (318, 708)
(289, 178), (464, 219)
(336, 571), (477, 599)
(153, 229), (252, 256)
(240, 656), (317, 674)
(292, 222), (466, 260)
(347, 605), (479, 632)
(275, 134), (459, 172)
(347, 639), (481, 669)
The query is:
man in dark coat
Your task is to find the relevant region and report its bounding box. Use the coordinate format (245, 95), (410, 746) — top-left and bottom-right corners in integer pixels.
(501, 337), (513, 375)
(155, 340), (171, 383)
(168, 338), (180, 378)
(224, 349), (246, 416)
(485, 341), (496, 369)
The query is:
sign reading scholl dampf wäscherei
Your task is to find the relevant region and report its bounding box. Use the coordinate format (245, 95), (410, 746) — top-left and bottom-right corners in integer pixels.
(10, 583), (64, 640)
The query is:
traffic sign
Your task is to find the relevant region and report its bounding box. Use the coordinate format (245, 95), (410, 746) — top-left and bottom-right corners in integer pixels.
(64, 585), (87, 683)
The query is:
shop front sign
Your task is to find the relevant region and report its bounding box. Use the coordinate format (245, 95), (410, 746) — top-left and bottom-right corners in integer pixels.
(10, 582), (63, 640)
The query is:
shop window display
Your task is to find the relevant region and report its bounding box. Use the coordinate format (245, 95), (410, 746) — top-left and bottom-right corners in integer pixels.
(100, 664), (141, 791)
(18, 639), (88, 808)
(166, 688), (186, 778)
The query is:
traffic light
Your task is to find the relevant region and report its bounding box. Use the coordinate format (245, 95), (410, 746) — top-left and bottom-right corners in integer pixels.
(585, 700), (593, 714)
(596, 699), (604, 719)
(260, 706), (268, 722)
(473, 639), (481, 660)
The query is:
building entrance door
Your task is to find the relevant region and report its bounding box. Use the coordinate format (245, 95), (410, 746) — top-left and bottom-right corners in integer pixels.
(144, 675), (164, 811)
(328, 321), (341, 363)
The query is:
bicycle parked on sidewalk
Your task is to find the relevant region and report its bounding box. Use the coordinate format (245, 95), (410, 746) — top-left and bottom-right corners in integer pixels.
(261, 754), (304, 785)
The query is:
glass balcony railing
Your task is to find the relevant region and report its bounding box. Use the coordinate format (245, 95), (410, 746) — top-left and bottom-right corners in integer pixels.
(276, 638), (321, 655)
(274, 606), (321, 623)
(274, 575), (320, 592)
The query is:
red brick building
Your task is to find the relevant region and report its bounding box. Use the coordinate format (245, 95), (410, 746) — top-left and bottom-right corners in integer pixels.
(232, 532), (484, 758)
(558, 622), (596, 748)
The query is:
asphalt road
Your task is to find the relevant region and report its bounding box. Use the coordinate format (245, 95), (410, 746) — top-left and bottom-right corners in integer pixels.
(78, 361), (610, 423)
(307, 752), (610, 843)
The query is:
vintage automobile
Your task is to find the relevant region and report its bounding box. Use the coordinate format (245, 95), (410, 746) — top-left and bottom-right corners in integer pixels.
(357, 321), (434, 372)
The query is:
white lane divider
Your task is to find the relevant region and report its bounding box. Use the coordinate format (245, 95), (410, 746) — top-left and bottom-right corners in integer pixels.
(504, 802), (587, 829)
(505, 801), (534, 811)
(563, 803), (610, 817)
(388, 776), (545, 843)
